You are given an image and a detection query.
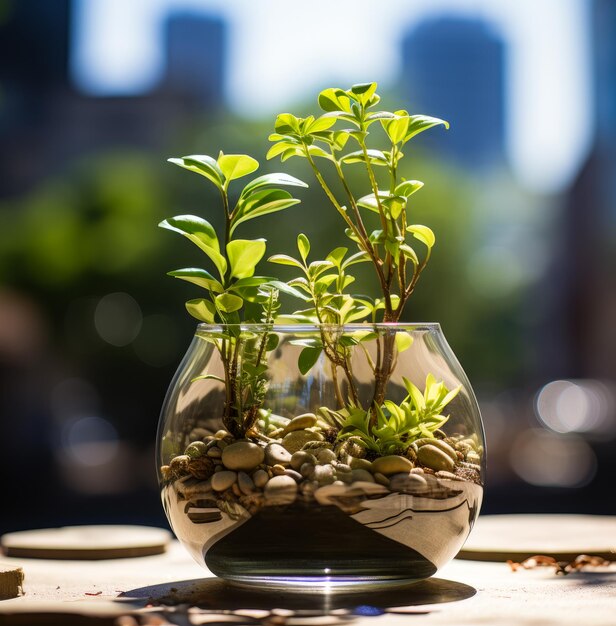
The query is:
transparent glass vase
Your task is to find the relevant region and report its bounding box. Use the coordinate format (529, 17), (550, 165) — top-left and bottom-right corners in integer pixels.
(157, 323), (485, 590)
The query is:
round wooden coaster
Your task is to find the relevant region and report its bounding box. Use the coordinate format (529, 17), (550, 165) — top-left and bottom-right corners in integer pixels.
(0, 563), (24, 600)
(1, 525), (172, 560)
(458, 514), (616, 562)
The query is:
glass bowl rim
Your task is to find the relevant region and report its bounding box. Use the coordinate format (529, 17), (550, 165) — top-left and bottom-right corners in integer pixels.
(196, 322), (442, 333)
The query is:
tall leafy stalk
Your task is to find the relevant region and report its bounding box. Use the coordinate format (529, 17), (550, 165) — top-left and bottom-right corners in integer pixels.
(268, 83), (448, 422)
(160, 152), (307, 436)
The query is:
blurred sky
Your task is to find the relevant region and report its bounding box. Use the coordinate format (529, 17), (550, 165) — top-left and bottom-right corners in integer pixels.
(72, 0), (592, 193)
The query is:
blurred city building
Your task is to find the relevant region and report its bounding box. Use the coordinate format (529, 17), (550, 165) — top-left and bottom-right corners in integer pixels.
(401, 16), (506, 169)
(0, 0), (227, 199)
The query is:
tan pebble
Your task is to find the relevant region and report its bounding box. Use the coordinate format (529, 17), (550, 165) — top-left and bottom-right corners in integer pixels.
(290, 450), (316, 471)
(467, 451), (481, 464)
(371, 455), (414, 476)
(284, 469), (302, 482)
(237, 471), (255, 495)
(435, 470), (460, 481)
(232, 482), (242, 496)
(410, 467), (425, 474)
(351, 468), (374, 483)
(349, 457), (372, 471)
(160, 465), (172, 481)
(389, 473), (429, 495)
(265, 443), (293, 466)
(221, 441), (265, 471)
(281, 430), (324, 454)
(417, 444), (455, 472)
(374, 472), (390, 486)
(207, 447), (222, 458)
(252, 469), (269, 489)
(211, 470), (237, 491)
(428, 439), (458, 462)
(313, 464), (335, 485)
(271, 464), (286, 476)
(415, 438), (457, 462)
(280, 413), (317, 436)
(268, 413), (291, 428)
(316, 448), (336, 464)
(300, 462), (315, 479)
(169, 455), (190, 475)
(264, 475), (298, 505)
(460, 461), (482, 472)
(215, 430), (229, 439)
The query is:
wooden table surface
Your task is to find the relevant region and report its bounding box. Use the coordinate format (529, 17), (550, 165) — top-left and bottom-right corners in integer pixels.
(1, 534), (615, 625)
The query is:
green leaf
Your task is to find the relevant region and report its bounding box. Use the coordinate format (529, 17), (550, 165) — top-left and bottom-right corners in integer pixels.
(331, 131), (351, 151)
(297, 233), (310, 261)
(350, 82), (377, 106)
(365, 111), (396, 122)
(240, 173), (308, 198)
(266, 141), (301, 160)
(159, 215), (227, 279)
(168, 155), (224, 189)
(396, 180), (424, 197)
(227, 239), (266, 279)
(186, 298), (216, 323)
(342, 250), (370, 268)
(307, 145), (332, 160)
(308, 260), (334, 278)
(404, 115), (449, 143)
(341, 149), (388, 166)
(215, 292), (244, 313)
(267, 280), (310, 301)
(231, 276), (274, 289)
(326, 247), (348, 268)
(274, 113), (301, 134)
(231, 189), (301, 235)
(381, 114), (410, 144)
(217, 153), (259, 183)
(381, 195), (407, 220)
(395, 333), (414, 353)
(268, 254), (304, 268)
(318, 88), (352, 113)
(407, 224), (436, 249)
(400, 244), (419, 265)
(368, 229), (384, 243)
(305, 115), (337, 134)
(403, 377), (426, 412)
(167, 268), (224, 293)
(280, 147), (304, 161)
(191, 373), (225, 384)
(298, 346), (322, 375)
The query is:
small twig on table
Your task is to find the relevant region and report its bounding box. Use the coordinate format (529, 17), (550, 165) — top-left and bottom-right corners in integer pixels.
(507, 554), (611, 575)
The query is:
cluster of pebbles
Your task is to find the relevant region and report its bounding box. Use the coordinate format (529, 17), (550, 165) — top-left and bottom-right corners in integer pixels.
(160, 412), (483, 525)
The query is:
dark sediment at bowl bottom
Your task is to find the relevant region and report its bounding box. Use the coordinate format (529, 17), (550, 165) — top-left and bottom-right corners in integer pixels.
(205, 501), (437, 582)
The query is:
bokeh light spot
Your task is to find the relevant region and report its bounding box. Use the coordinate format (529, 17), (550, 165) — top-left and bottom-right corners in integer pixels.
(535, 379), (615, 436)
(62, 416), (119, 467)
(510, 429), (597, 488)
(94, 292), (142, 346)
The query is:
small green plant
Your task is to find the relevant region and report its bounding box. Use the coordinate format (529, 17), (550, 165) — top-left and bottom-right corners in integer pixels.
(321, 374), (461, 455)
(160, 152), (307, 436)
(162, 84), (456, 453)
(268, 82), (448, 423)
